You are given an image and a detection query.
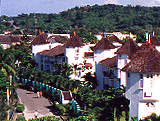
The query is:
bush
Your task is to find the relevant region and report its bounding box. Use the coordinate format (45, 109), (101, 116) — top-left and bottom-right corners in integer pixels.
(55, 104), (69, 115)
(16, 104), (25, 112)
(28, 116), (60, 121)
(16, 115), (26, 121)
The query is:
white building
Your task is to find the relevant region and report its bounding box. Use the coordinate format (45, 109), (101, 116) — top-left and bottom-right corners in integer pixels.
(64, 34), (95, 81)
(96, 56), (119, 90)
(115, 38), (140, 87)
(0, 34), (21, 49)
(121, 43), (160, 120)
(92, 37), (118, 63)
(32, 33), (95, 81)
(93, 37), (122, 90)
(36, 45), (66, 72)
(31, 33), (65, 69)
(95, 32), (136, 41)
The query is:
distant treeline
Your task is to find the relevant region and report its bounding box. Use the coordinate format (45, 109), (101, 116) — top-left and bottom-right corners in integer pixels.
(1, 4), (160, 40)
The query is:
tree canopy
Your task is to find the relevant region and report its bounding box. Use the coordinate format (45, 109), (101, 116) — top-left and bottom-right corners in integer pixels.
(1, 4), (160, 41)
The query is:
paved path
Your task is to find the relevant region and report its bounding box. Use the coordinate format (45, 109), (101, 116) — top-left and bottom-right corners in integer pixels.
(17, 88), (57, 120)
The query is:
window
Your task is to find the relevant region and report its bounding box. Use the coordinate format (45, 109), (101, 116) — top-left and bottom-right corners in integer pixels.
(144, 92), (152, 97)
(75, 47), (79, 53)
(75, 57), (79, 60)
(41, 64), (43, 70)
(139, 79), (143, 89)
(127, 73), (130, 78)
(140, 74), (143, 79)
(147, 74), (153, 78)
(157, 74), (159, 77)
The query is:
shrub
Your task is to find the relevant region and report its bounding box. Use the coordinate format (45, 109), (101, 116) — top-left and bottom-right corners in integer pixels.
(16, 115), (26, 121)
(55, 104), (68, 115)
(16, 104), (25, 112)
(28, 116), (60, 121)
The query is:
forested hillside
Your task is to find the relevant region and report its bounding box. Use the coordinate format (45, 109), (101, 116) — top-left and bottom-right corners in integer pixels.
(1, 4), (160, 37)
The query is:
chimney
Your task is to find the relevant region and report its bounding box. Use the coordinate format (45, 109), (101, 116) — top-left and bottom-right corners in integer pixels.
(146, 33), (148, 41)
(104, 32), (106, 38)
(39, 29), (42, 35)
(149, 34), (151, 43)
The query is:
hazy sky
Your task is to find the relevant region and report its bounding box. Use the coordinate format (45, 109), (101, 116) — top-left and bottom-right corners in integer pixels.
(1, 0), (160, 16)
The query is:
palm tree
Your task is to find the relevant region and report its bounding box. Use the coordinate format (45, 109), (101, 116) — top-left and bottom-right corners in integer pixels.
(81, 72), (97, 88)
(0, 46), (17, 120)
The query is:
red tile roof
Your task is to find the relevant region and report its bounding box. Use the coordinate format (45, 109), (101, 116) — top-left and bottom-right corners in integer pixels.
(122, 45), (160, 73)
(99, 56), (117, 68)
(0, 35), (20, 44)
(47, 35), (68, 43)
(38, 45), (64, 57)
(116, 38), (140, 55)
(64, 35), (84, 47)
(150, 36), (160, 46)
(109, 35), (123, 44)
(31, 33), (49, 44)
(92, 37), (116, 50)
(84, 52), (93, 57)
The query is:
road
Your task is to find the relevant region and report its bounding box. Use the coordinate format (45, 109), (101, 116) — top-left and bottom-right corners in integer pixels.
(17, 88), (58, 120)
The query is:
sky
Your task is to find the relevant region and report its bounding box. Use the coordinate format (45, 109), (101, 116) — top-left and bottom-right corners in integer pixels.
(1, 0), (160, 16)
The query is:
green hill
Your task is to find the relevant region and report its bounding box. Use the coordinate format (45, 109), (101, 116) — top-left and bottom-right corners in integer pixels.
(1, 4), (160, 40)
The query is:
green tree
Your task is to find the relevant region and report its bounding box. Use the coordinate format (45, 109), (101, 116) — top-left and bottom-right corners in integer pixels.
(0, 70), (9, 120)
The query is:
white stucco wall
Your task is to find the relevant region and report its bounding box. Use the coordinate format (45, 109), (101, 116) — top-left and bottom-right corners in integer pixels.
(94, 48), (117, 63)
(32, 43), (62, 57)
(155, 46), (160, 52)
(96, 63), (119, 90)
(96, 64), (103, 90)
(117, 54), (131, 86)
(125, 72), (160, 120)
(65, 44), (95, 81)
(125, 72), (143, 120)
(139, 73), (160, 120)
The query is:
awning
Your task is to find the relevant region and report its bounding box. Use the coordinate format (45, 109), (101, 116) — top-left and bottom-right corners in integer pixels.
(85, 63), (93, 67)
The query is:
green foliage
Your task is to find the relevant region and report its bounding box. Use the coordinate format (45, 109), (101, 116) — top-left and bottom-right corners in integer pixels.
(2, 4), (160, 41)
(16, 115), (26, 121)
(28, 116), (60, 121)
(74, 86), (129, 120)
(52, 62), (72, 79)
(0, 102), (8, 120)
(131, 117), (138, 121)
(81, 72), (97, 88)
(16, 104), (25, 112)
(140, 113), (160, 121)
(54, 104), (68, 115)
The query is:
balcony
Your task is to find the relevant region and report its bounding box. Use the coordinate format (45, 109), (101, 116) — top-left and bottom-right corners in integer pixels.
(103, 71), (116, 79)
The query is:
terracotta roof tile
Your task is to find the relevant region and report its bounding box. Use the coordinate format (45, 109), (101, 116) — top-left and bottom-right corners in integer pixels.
(31, 33), (49, 44)
(92, 37), (116, 50)
(47, 35), (68, 43)
(38, 45), (64, 57)
(122, 45), (160, 73)
(0, 35), (20, 44)
(64, 35), (84, 47)
(99, 56), (117, 68)
(151, 36), (160, 46)
(116, 38), (140, 55)
(109, 35), (123, 44)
